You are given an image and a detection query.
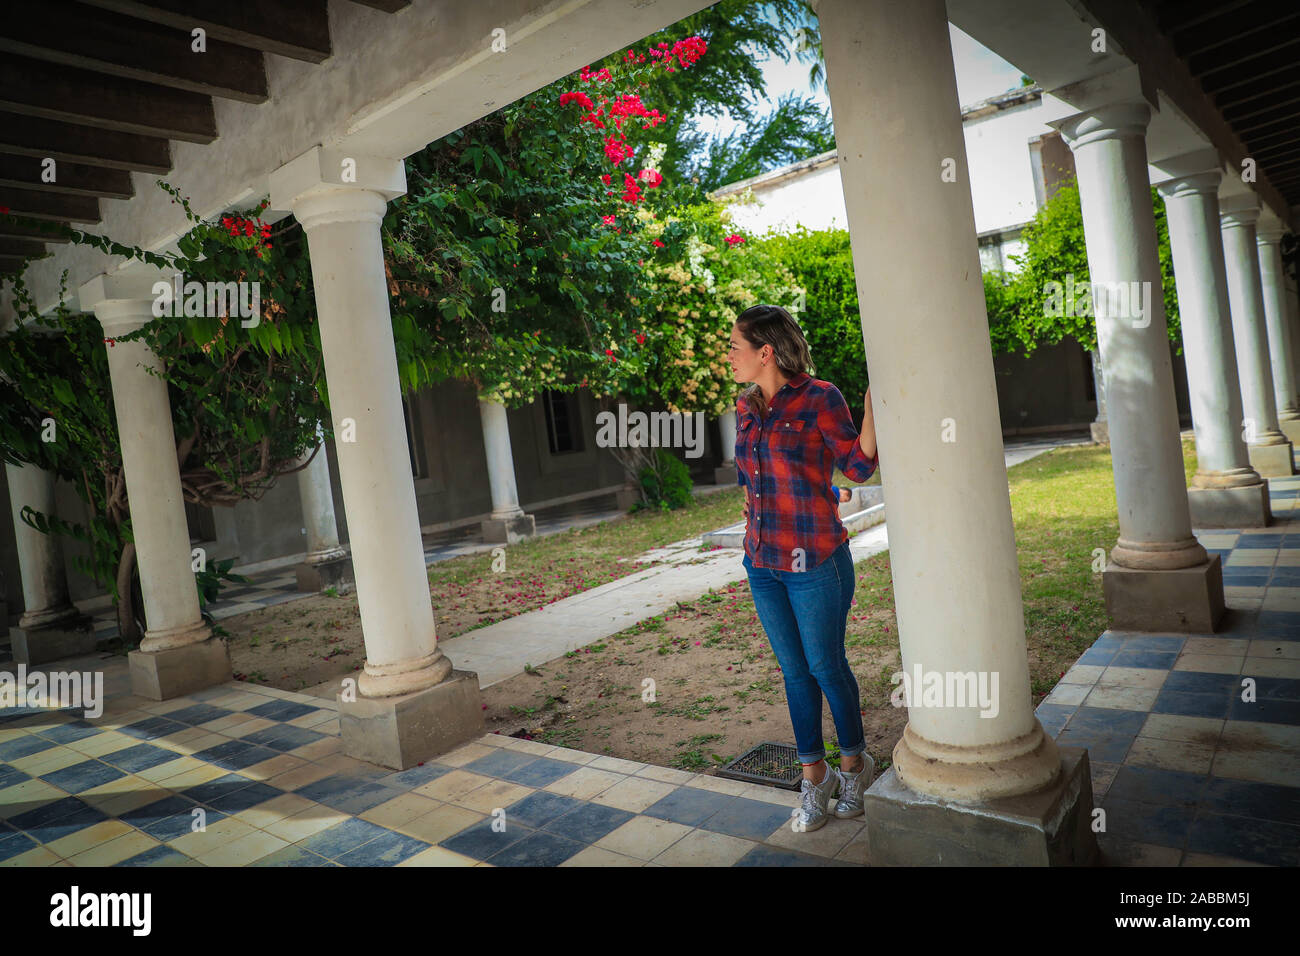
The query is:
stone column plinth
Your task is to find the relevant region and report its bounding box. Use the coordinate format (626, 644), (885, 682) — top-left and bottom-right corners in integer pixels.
(270, 147), (481, 769)
(79, 268), (231, 699)
(1258, 223), (1300, 443)
(295, 428), (353, 592)
(1220, 196), (1295, 476)
(1051, 102), (1223, 632)
(808, 0), (1094, 867)
(1155, 167), (1269, 528)
(714, 409), (738, 484)
(477, 398), (535, 544)
(5, 462), (95, 664)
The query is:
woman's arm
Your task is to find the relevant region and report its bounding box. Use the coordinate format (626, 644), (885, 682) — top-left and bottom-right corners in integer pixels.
(817, 384), (878, 482)
(859, 385), (877, 461)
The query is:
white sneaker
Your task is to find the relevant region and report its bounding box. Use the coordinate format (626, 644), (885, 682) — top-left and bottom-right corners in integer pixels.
(834, 755), (874, 819)
(792, 764), (841, 832)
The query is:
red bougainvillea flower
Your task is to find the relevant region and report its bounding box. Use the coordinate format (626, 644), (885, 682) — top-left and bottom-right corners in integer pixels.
(652, 239), (665, 248)
(559, 90), (595, 110)
(638, 168), (663, 187)
(724, 234), (746, 245)
(602, 214), (616, 226)
(603, 137), (628, 164)
(670, 36), (708, 69)
(635, 332), (646, 345)
(600, 173), (612, 184)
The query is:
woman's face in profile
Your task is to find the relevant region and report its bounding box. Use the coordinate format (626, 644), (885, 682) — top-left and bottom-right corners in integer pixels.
(728, 324), (764, 383)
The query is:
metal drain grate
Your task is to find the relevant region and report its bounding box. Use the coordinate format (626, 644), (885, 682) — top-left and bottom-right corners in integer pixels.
(716, 741), (803, 790)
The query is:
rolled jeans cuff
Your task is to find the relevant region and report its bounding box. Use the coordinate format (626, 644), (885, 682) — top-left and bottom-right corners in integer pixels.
(798, 749), (826, 765)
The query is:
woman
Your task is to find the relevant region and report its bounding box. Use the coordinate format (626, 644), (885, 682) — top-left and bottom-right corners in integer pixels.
(728, 304), (879, 833)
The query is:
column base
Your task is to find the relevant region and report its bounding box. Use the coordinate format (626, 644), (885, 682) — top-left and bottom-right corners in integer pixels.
(10, 616), (97, 665)
(128, 635), (232, 701)
(337, 668), (484, 770)
(1187, 482), (1272, 528)
(1102, 555), (1225, 632)
(1090, 421), (1109, 444)
(1278, 416), (1300, 445)
(481, 512), (536, 545)
(863, 746), (1098, 866)
(295, 554), (355, 593)
(713, 463), (738, 485)
(1247, 440), (1296, 477)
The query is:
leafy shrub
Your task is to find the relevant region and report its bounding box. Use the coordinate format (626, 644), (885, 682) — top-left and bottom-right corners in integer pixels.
(637, 449), (694, 511)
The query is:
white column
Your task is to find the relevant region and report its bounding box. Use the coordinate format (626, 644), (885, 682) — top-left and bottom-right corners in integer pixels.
(1053, 103), (1208, 571)
(1289, 268), (1300, 404)
(5, 462), (79, 628)
(478, 398), (524, 518)
(1221, 199), (1285, 440)
(270, 149), (451, 699)
(79, 269), (211, 653)
(718, 409), (737, 464)
(810, 0), (1059, 802)
(1156, 170), (1261, 488)
(1257, 223), (1300, 425)
(297, 426), (346, 563)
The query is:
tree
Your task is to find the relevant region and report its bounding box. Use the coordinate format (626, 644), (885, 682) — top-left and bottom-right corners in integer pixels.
(0, 190), (328, 642)
(984, 177), (1182, 357)
(591, 1), (831, 198)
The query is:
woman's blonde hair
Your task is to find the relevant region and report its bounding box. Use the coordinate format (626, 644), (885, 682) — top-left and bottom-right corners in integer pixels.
(735, 304), (814, 419)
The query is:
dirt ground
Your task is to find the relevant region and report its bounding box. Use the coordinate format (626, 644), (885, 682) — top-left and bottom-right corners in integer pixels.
(476, 551), (930, 775)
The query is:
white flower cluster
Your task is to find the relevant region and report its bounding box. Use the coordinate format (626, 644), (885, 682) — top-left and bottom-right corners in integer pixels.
(684, 235), (716, 292)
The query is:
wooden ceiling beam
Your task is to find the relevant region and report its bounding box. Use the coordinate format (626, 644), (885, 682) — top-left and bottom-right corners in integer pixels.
(0, 111), (171, 174)
(0, 2), (268, 104)
(0, 153), (135, 200)
(0, 54), (216, 143)
(78, 0), (332, 63)
(0, 187), (101, 224)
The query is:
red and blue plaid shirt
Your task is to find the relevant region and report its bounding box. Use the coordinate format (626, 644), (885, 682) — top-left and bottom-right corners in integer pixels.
(736, 372), (878, 571)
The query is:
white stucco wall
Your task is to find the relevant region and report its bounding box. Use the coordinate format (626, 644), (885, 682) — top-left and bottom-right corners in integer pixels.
(724, 162), (849, 235)
(719, 91), (1071, 274)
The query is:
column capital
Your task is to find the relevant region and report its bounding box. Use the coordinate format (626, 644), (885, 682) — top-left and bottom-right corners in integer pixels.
(1050, 101), (1151, 150)
(1151, 148), (1223, 197)
(1219, 193), (1261, 228)
(268, 146), (406, 223)
(1156, 170), (1223, 200)
(79, 263), (177, 336)
(1257, 222), (1288, 244)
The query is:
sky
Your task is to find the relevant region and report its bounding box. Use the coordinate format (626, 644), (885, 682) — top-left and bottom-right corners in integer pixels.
(690, 21), (1027, 146)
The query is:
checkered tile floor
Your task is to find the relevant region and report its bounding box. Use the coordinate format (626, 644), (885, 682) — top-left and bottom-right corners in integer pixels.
(1037, 476), (1300, 866)
(0, 658), (851, 867)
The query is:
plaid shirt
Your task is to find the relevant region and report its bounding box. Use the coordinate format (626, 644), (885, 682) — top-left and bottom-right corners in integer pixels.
(736, 372), (878, 571)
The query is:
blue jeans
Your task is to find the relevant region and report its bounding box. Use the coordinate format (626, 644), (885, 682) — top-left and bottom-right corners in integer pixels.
(742, 539), (865, 765)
